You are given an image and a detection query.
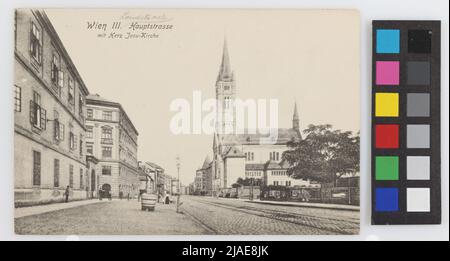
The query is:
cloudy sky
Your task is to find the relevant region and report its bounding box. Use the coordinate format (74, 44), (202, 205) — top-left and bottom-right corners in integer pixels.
(46, 9), (360, 185)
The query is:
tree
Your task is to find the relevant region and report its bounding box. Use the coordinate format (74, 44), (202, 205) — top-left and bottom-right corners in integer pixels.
(235, 177), (262, 187)
(283, 124), (359, 184)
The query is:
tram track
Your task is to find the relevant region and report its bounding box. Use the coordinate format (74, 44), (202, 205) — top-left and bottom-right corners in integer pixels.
(182, 197), (359, 235)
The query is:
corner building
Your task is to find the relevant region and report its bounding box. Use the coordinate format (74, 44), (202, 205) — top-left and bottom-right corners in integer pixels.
(85, 94), (140, 198)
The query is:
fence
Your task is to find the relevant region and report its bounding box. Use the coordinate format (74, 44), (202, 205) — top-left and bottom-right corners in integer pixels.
(260, 185), (359, 206)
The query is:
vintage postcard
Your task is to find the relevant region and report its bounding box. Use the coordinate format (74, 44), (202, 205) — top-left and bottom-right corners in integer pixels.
(13, 9), (360, 235)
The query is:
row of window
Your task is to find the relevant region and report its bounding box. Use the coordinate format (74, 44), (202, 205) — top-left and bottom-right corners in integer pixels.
(85, 143), (112, 158)
(32, 150), (85, 189)
(85, 125), (113, 140)
(86, 109), (112, 121)
(245, 152), (254, 161)
(270, 152), (280, 161)
(29, 22), (84, 119)
(272, 170), (287, 176)
(273, 181), (291, 186)
(246, 171), (262, 177)
(243, 152), (281, 161)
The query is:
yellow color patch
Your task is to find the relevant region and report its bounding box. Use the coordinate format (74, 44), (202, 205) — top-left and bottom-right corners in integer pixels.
(376, 93), (399, 117)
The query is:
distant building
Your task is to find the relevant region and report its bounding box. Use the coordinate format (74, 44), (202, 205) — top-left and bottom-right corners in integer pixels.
(195, 156), (213, 196)
(14, 10), (91, 204)
(85, 94), (139, 198)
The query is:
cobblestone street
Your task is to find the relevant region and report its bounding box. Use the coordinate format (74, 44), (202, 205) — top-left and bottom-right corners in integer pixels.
(15, 199), (210, 235)
(15, 196), (359, 235)
(181, 196), (359, 235)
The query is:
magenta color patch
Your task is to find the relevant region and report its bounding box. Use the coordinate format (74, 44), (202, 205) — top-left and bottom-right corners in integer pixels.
(376, 61), (400, 85)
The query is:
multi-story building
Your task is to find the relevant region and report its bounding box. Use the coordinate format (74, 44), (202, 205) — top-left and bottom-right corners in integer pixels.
(194, 156), (213, 195)
(14, 10), (91, 204)
(85, 94), (139, 198)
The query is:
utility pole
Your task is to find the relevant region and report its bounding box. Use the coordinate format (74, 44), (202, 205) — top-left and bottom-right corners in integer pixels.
(176, 155), (181, 213)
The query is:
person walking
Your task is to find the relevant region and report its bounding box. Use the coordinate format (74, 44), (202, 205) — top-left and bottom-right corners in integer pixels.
(64, 185), (70, 203)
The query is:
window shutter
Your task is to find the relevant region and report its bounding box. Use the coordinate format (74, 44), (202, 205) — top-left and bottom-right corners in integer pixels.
(29, 100), (35, 125)
(58, 70), (64, 87)
(54, 120), (59, 140)
(40, 108), (46, 130)
(60, 123), (65, 141)
(73, 135), (78, 150)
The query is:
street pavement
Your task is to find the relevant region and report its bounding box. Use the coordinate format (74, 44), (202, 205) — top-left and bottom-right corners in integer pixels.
(15, 196), (359, 235)
(180, 196), (360, 235)
(15, 199), (211, 235)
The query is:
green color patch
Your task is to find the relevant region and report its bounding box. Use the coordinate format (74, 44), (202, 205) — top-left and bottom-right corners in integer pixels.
(376, 156), (399, 180)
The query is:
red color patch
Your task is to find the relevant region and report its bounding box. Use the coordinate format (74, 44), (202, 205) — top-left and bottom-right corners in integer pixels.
(376, 124), (399, 148)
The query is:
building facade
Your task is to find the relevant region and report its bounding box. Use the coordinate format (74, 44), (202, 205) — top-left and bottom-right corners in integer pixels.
(14, 10), (91, 204)
(210, 39), (319, 196)
(85, 94), (139, 198)
(194, 156), (213, 195)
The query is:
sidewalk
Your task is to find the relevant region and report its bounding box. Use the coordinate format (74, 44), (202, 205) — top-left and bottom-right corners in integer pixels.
(245, 199), (360, 211)
(15, 199), (109, 218)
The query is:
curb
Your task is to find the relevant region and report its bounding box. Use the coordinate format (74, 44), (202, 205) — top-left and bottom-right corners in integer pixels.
(245, 200), (360, 212)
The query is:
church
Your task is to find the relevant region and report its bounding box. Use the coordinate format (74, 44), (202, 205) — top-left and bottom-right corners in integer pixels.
(204, 39), (319, 197)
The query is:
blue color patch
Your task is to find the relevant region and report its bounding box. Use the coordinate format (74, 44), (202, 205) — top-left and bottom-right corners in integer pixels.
(375, 188), (399, 212)
(376, 29), (400, 54)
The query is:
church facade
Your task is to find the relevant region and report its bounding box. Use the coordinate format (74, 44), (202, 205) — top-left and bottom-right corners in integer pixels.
(209, 39), (319, 197)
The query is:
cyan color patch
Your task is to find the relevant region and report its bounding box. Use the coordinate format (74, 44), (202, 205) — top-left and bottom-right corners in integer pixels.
(376, 29), (400, 53)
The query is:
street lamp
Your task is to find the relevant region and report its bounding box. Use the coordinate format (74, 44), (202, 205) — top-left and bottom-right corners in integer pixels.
(176, 155), (181, 213)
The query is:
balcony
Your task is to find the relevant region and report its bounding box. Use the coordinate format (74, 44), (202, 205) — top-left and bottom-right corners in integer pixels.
(101, 138), (114, 144)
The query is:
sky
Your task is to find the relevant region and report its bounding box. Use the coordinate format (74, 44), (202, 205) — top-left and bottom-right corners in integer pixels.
(45, 9), (360, 185)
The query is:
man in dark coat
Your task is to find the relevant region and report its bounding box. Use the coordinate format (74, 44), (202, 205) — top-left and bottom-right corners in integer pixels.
(64, 186), (70, 203)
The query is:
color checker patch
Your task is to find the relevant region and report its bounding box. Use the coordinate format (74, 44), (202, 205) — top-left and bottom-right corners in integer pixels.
(375, 93), (399, 117)
(375, 188), (399, 212)
(375, 124), (399, 149)
(376, 61), (399, 85)
(376, 29), (400, 53)
(376, 156), (399, 180)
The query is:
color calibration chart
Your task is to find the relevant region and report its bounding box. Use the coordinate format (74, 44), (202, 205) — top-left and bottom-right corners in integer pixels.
(372, 21), (441, 225)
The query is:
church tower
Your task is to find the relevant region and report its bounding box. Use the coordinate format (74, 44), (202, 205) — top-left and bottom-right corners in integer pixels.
(215, 38), (236, 134)
(293, 102), (300, 132)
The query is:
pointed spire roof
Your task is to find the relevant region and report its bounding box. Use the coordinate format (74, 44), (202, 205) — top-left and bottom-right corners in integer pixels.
(218, 37), (232, 81)
(293, 102), (299, 120)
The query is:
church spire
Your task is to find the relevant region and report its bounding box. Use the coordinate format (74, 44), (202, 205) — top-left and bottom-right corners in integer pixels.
(293, 102), (300, 132)
(218, 37), (232, 81)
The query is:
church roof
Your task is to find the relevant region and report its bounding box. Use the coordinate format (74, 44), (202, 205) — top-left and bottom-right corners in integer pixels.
(293, 102), (299, 120)
(223, 146), (245, 158)
(217, 37), (233, 82)
(219, 128), (300, 146)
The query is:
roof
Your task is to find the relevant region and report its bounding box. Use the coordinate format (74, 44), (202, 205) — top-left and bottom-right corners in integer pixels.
(264, 160), (283, 170)
(145, 162), (165, 172)
(245, 163), (265, 171)
(86, 94), (139, 135)
(201, 156), (212, 169)
(219, 128), (300, 146)
(223, 146), (245, 158)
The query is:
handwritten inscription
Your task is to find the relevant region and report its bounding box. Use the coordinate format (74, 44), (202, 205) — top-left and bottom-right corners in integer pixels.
(85, 13), (174, 40)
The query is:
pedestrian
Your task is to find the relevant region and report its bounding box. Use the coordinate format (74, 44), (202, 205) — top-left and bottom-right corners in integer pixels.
(119, 190), (123, 200)
(127, 192), (130, 201)
(64, 185), (70, 203)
